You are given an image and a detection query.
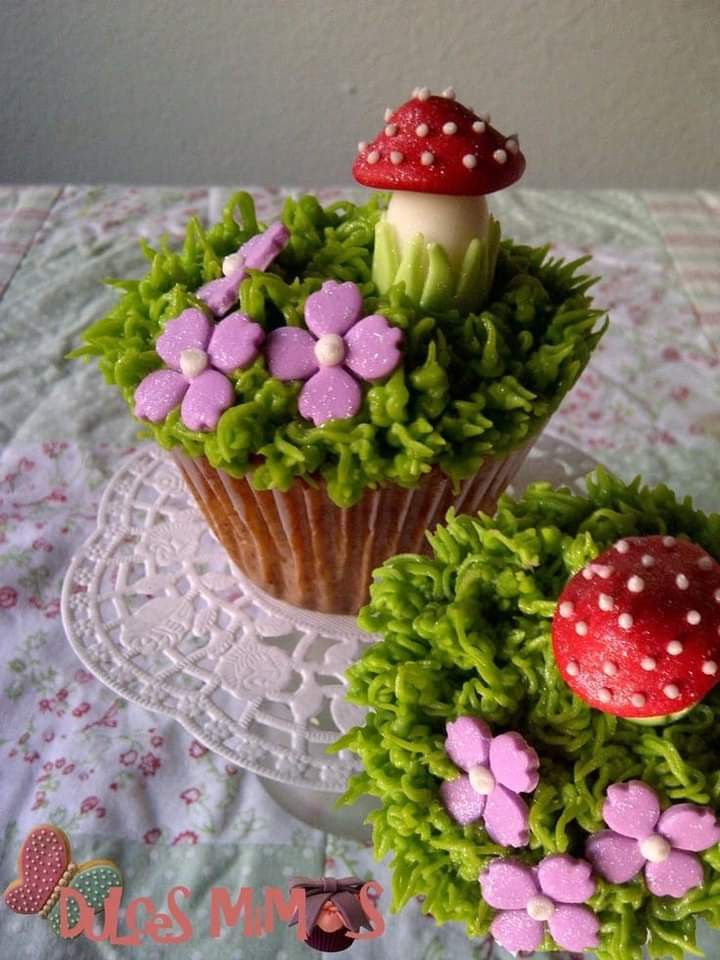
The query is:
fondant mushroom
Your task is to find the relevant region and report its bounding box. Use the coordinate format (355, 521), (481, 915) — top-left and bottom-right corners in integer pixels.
(552, 535), (720, 722)
(353, 87), (525, 311)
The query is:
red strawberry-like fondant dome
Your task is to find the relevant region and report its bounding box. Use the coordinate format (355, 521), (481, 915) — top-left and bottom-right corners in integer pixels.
(552, 535), (720, 719)
(353, 87), (525, 196)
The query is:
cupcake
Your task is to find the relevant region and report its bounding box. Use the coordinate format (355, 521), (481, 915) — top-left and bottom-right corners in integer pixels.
(71, 88), (605, 614)
(335, 470), (720, 958)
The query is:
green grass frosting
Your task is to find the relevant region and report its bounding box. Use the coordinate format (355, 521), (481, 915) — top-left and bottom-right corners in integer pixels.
(72, 191), (606, 507)
(334, 469), (720, 958)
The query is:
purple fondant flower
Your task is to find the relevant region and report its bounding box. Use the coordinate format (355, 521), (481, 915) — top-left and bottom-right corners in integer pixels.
(134, 308), (264, 431)
(480, 855), (599, 954)
(586, 780), (720, 898)
(439, 716), (539, 847)
(265, 280), (403, 426)
(197, 222), (289, 317)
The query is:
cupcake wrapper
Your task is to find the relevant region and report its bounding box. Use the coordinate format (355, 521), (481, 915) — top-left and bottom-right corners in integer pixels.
(173, 440), (534, 614)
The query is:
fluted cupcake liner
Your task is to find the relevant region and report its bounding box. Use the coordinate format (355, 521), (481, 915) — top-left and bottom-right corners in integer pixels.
(173, 440), (534, 614)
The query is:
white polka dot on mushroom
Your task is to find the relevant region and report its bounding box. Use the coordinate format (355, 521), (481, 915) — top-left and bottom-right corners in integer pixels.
(385, 124), (397, 136)
(698, 556), (714, 570)
(582, 567), (593, 580)
(390, 151), (404, 165)
(664, 684), (680, 699)
(462, 154), (477, 169)
(367, 151), (379, 164)
(416, 123), (429, 137)
(641, 554), (655, 568)
(420, 151), (434, 166)
(357, 141), (367, 152)
(603, 661), (618, 677)
(663, 536), (676, 547)
(505, 138), (519, 153)
(384, 107), (393, 121)
(575, 621), (588, 636)
(703, 660), (718, 676)
(559, 601), (574, 618)
(442, 86), (456, 99)
(493, 149), (507, 163)
(599, 593), (614, 611)
(416, 87), (430, 101)
(598, 688), (612, 703)
(567, 660), (579, 677)
(593, 564), (613, 579)
(619, 613), (634, 629)
(616, 540), (629, 554)
(443, 121), (458, 135)
(714, 589), (720, 603)
(641, 657), (656, 671)
(627, 576), (644, 593)
(676, 573), (689, 590)
(667, 640), (683, 655)
(472, 120), (486, 133)
(687, 610), (701, 625)
(631, 693), (647, 708)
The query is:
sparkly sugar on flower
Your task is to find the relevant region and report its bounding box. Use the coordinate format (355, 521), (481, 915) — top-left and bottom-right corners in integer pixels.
(266, 279), (403, 426)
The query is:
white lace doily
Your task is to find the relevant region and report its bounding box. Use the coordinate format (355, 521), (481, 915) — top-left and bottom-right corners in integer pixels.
(61, 434), (597, 793)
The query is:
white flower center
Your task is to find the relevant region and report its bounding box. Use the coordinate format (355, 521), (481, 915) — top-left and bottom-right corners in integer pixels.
(468, 764), (496, 796)
(222, 251), (244, 277)
(180, 348), (208, 379)
(314, 333), (345, 367)
(639, 834), (671, 863)
(526, 895), (555, 922)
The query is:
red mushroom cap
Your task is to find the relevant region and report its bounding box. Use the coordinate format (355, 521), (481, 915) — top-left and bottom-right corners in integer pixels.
(552, 535), (720, 719)
(353, 89), (525, 196)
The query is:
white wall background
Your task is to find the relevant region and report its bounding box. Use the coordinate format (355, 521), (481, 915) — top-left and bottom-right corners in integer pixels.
(1, 0), (718, 189)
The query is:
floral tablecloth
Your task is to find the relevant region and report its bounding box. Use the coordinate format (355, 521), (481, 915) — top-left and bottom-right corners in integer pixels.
(0, 184), (719, 959)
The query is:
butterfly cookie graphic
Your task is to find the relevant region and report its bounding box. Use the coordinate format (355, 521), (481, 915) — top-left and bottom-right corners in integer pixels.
(3, 824), (122, 937)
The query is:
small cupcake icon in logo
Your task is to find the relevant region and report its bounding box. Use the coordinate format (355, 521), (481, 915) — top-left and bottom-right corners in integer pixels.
(288, 875), (383, 952)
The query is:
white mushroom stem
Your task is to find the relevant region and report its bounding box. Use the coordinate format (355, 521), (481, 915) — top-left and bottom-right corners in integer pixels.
(386, 191), (489, 271)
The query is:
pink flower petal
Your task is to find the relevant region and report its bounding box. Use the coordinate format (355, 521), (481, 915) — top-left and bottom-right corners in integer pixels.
(439, 775), (486, 826)
(344, 314), (403, 381)
(484, 784), (530, 848)
(645, 848), (704, 898)
(298, 367), (361, 426)
(489, 732), (540, 794)
(304, 280), (362, 338)
(547, 904), (600, 952)
(537, 854), (596, 904)
(445, 716), (492, 772)
(480, 859), (539, 910)
(134, 370), (188, 422)
(585, 829), (645, 884)
(197, 269), (246, 318)
(490, 911), (544, 954)
(180, 370), (234, 432)
(658, 803), (720, 853)
(603, 780), (660, 839)
(266, 327), (318, 381)
(156, 309), (211, 369)
(239, 222), (289, 270)
(207, 312), (265, 375)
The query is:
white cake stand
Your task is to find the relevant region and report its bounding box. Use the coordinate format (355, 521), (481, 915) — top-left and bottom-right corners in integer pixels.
(61, 433), (598, 840)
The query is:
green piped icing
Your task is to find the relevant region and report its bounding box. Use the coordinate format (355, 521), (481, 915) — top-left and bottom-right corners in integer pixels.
(333, 469), (720, 959)
(71, 191), (605, 508)
(373, 216), (501, 313)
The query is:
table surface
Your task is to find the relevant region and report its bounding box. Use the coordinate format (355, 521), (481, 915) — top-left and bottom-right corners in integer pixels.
(1, 185), (719, 959)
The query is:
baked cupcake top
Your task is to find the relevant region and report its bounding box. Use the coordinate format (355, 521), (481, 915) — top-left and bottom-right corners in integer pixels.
(72, 90), (606, 508)
(335, 470), (720, 958)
